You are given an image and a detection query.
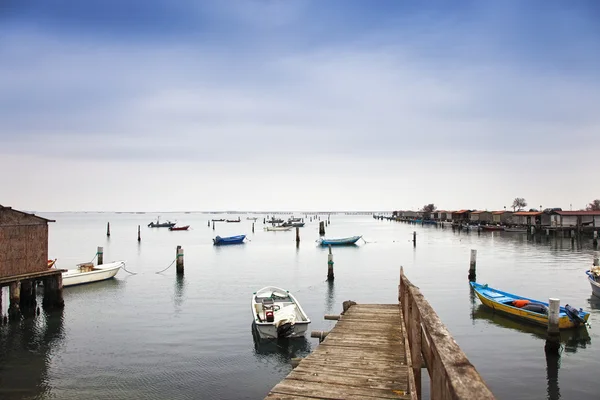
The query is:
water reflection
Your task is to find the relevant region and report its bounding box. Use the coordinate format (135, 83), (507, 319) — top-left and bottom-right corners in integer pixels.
(546, 349), (560, 400)
(325, 280), (335, 313)
(587, 295), (600, 310)
(472, 305), (591, 352)
(174, 274), (186, 309)
(0, 309), (65, 399)
(251, 323), (312, 363)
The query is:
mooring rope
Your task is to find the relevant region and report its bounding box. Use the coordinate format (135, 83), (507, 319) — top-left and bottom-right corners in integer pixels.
(155, 258), (178, 274)
(120, 261), (138, 275)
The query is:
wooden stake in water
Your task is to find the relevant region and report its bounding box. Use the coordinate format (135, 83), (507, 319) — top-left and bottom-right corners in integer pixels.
(594, 230), (598, 246)
(176, 246), (184, 275)
(468, 249), (477, 281)
(296, 227), (300, 244)
(107, 222), (110, 237)
(252, 222), (255, 233)
(327, 245), (334, 281)
(545, 298), (560, 354)
(137, 225), (141, 242)
(319, 221), (326, 236)
(413, 231), (417, 247)
(97, 246), (104, 265)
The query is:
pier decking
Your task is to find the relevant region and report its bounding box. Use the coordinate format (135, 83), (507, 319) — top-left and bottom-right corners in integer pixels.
(266, 304), (412, 399)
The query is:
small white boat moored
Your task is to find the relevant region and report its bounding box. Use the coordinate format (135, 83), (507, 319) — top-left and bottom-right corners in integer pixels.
(61, 261), (125, 287)
(264, 226), (292, 232)
(587, 267), (600, 298)
(251, 286), (310, 339)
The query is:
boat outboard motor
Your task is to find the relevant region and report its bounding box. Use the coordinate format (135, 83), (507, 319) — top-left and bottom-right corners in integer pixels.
(277, 322), (293, 338)
(565, 304), (585, 325)
(265, 310), (275, 323)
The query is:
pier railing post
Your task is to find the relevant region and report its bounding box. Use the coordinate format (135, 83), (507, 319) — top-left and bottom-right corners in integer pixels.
(327, 245), (334, 281)
(469, 249), (477, 281)
(545, 298), (560, 354)
(97, 246), (104, 265)
(176, 246), (184, 275)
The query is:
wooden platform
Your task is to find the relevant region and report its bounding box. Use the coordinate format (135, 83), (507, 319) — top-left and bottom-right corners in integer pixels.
(0, 269), (64, 286)
(265, 304), (413, 400)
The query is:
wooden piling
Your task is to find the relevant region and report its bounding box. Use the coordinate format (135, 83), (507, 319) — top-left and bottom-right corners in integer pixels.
(295, 227), (300, 244)
(413, 231), (416, 247)
(469, 249), (477, 281)
(310, 330), (330, 343)
(176, 246), (184, 275)
(107, 222), (110, 237)
(530, 226), (535, 235)
(324, 314), (340, 320)
(319, 221), (325, 236)
(594, 230), (598, 246)
(208, 220), (210, 227)
(19, 280), (36, 309)
(327, 245), (334, 281)
(97, 246), (104, 265)
(42, 274), (64, 310)
(9, 281), (21, 319)
(252, 222), (255, 233)
(137, 225), (141, 242)
(545, 298), (560, 354)
(212, 221), (215, 230)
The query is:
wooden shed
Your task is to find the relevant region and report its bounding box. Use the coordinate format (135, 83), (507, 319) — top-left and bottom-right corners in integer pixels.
(0, 205), (54, 279)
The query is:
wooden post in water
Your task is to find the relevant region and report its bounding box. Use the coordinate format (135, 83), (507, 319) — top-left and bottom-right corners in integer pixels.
(295, 227), (300, 244)
(212, 221), (215, 230)
(327, 245), (334, 281)
(42, 275), (64, 310)
(176, 246), (184, 275)
(469, 249), (477, 281)
(8, 281), (21, 319)
(545, 298), (560, 354)
(208, 220), (210, 227)
(593, 230), (598, 247)
(107, 222), (110, 237)
(530, 225), (535, 235)
(97, 246), (104, 265)
(19, 280), (36, 309)
(319, 221), (325, 236)
(252, 223), (255, 233)
(412, 231), (416, 247)
(138, 225), (141, 242)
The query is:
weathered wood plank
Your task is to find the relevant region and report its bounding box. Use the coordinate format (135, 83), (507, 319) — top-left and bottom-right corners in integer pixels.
(293, 364), (409, 380)
(269, 379), (410, 399)
(287, 369), (408, 391)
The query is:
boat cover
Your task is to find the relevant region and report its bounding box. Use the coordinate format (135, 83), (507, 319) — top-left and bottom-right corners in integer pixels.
(274, 305), (297, 327)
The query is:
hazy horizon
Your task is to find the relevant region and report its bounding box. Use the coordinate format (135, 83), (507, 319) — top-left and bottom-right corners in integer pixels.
(2, 1), (599, 212)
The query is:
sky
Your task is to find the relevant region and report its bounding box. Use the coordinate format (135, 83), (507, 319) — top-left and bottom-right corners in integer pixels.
(1, 0), (599, 212)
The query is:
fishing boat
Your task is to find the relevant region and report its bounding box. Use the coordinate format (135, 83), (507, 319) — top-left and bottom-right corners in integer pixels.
(481, 225), (505, 231)
(169, 225), (190, 231)
(213, 235), (246, 245)
(470, 282), (589, 329)
(59, 261), (124, 287)
(281, 221), (305, 228)
(586, 267), (600, 298)
(246, 217), (258, 221)
(251, 286), (310, 339)
(211, 218), (225, 222)
(264, 226), (292, 232)
(147, 218), (176, 228)
(504, 226), (528, 233)
(317, 236), (362, 246)
(266, 218), (284, 224)
(226, 217), (241, 223)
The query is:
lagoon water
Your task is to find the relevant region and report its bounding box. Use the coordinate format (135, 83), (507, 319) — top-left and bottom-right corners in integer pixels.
(1, 213), (599, 399)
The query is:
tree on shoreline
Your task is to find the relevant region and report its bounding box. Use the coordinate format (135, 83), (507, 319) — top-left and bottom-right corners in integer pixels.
(512, 198), (527, 212)
(587, 199), (600, 211)
(422, 203), (436, 219)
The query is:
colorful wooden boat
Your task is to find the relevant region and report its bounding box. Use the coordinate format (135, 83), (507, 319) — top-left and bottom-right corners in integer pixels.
(213, 235), (246, 245)
(586, 268), (600, 298)
(317, 236), (362, 246)
(169, 225), (190, 231)
(470, 282), (589, 329)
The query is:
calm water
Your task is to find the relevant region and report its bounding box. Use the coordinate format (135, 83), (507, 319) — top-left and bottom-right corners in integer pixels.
(1, 213), (599, 399)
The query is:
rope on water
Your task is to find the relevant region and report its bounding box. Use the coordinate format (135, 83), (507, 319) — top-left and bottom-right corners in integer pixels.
(120, 261), (138, 275)
(155, 258), (178, 274)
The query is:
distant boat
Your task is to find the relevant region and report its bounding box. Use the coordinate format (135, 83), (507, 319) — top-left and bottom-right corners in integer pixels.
(504, 226), (528, 233)
(586, 268), (600, 298)
(213, 235), (246, 245)
(317, 236), (362, 246)
(246, 217), (258, 221)
(266, 218), (284, 224)
(59, 261), (124, 287)
(251, 286), (310, 339)
(281, 221), (305, 227)
(264, 226), (292, 232)
(169, 225), (190, 231)
(226, 217), (241, 223)
(212, 219), (225, 222)
(481, 225), (504, 231)
(470, 282), (589, 329)
(148, 218), (176, 228)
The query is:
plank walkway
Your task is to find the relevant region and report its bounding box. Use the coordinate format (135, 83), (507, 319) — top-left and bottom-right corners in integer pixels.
(265, 304), (412, 400)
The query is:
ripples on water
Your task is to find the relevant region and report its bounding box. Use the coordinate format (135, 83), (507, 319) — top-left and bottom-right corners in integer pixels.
(0, 214), (599, 399)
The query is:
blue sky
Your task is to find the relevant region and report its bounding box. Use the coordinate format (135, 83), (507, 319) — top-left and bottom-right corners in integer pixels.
(1, 1), (599, 211)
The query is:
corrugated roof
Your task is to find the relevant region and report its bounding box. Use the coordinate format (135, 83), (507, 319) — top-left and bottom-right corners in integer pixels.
(554, 210), (600, 216)
(492, 211), (511, 215)
(514, 211), (542, 216)
(453, 210), (470, 214)
(471, 210), (490, 214)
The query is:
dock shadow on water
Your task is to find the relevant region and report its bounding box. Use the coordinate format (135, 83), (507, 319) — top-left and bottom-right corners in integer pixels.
(0, 309), (65, 400)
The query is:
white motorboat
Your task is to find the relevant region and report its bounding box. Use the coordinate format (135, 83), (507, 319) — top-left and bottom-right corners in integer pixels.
(264, 226), (292, 232)
(586, 267), (600, 299)
(251, 286), (310, 339)
(61, 261), (125, 287)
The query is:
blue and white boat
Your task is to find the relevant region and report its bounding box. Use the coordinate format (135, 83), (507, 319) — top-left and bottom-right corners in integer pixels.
(213, 235), (246, 246)
(317, 236), (362, 246)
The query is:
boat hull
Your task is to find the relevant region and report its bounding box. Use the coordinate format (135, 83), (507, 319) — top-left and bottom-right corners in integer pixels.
(62, 262), (123, 287)
(169, 226), (190, 231)
(213, 235), (246, 245)
(254, 321), (309, 340)
(470, 282), (589, 329)
(318, 236), (362, 246)
(251, 286), (311, 340)
(586, 271), (600, 298)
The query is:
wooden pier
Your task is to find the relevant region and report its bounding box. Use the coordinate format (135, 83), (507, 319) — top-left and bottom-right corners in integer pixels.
(266, 269), (494, 400)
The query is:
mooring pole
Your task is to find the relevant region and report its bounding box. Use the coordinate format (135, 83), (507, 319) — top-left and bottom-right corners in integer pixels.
(212, 221), (215, 230)
(252, 222), (255, 233)
(593, 230), (598, 247)
(208, 220), (210, 227)
(327, 245), (334, 281)
(107, 222), (110, 237)
(413, 231), (416, 247)
(137, 225), (141, 242)
(319, 221), (326, 236)
(97, 246), (104, 265)
(468, 249), (477, 281)
(176, 246), (184, 275)
(545, 298), (560, 354)
(296, 227), (300, 244)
